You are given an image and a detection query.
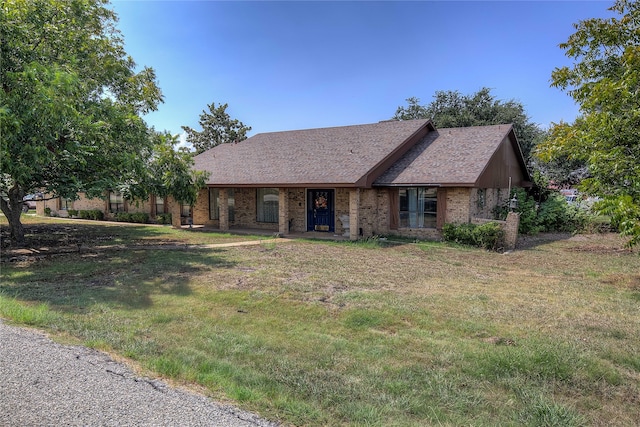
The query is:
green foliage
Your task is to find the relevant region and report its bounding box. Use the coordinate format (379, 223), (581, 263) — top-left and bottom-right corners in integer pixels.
(597, 195), (640, 247)
(537, 193), (589, 233)
(78, 210), (104, 221)
(67, 209), (79, 218)
(538, 0), (640, 246)
(496, 188), (597, 235)
(393, 88), (546, 162)
(114, 212), (149, 224)
(156, 213), (173, 225)
(391, 96), (429, 121)
(182, 102), (252, 155)
(442, 222), (505, 251)
(0, 0), (163, 245)
(145, 132), (209, 206)
(43, 207), (51, 217)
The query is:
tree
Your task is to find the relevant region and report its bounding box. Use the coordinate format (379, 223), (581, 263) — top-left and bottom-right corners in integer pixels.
(393, 88), (546, 162)
(182, 102), (251, 155)
(536, 0), (640, 246)
(392, 96), (429, 121)
(145, 131), (209, 207)
(1, 0), (163, 245)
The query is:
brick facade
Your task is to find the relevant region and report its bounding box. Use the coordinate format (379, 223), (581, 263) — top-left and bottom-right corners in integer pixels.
(195, 185), (515, 241)
(469, 188), (508, 219)
(35, 184), (517, 243)
(37, 192), (167, 222)
(37, 193), (105, 217)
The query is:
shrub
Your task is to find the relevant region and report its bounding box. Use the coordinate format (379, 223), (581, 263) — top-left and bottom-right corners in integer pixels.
(67, 209), (78, 218)
(131, 212), (149, 223)
(496, 188), (598, 235)
(43, 207), (51, 216)
(90, 210), (104, 220)
(79, 209), (104, 220)
(156, 213), (172, 224)
(113, 212), (149, 223)
(442, 222), (505, 251)
(537, 193), (588, 232)
(474, 222), (505, 250)
(113, 212), (130, 222)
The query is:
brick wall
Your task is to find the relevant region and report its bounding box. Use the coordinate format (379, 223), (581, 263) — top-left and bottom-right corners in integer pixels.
(471, 211), (520, 250)
(358, 188), (378, 237)
(469, 188), (509, 219)
(287, 189), (306, 232)
(37, 192), (168, 220)
(232, 188), (278, 231)
(504, 212), (520, 250)
(125, 199), (153, 215)
(335, 188), (350, 235)
(37, 193), (106, 217)
(446, 188), (471, 224)
(192, 188), (211, 225)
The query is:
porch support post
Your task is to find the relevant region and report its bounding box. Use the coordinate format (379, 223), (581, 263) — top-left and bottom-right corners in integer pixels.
(219, 188), (229, 231)
(349, 188), (360, 240)
(278, 187), (289, 235)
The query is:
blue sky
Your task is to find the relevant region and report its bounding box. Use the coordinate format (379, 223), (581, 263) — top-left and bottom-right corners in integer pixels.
(111, 1), (614, 139)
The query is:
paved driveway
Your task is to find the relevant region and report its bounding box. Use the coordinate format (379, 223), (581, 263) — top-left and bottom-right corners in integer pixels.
(0, 320), (278, 426)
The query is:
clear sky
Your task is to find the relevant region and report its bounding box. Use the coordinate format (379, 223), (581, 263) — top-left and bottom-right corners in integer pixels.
(111, 0), (615, 139)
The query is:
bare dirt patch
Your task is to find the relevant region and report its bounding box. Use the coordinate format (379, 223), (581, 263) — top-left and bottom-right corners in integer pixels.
(1, 223), (184, 262)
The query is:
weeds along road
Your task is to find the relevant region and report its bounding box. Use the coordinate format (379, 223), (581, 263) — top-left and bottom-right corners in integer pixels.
(0, 320), (278, 427)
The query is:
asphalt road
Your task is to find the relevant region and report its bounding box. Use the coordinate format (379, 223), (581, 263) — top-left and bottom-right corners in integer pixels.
(0, 320), (278, 426)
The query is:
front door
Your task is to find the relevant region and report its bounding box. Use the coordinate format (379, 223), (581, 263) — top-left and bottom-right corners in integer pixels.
(307, 189), (334, 232)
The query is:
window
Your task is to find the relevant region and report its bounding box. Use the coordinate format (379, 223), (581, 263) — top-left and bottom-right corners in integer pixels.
(109, 192), (124, 212)
(209, 188), (235, 221)
(59, 197), (72, 211)
(181, 204), (191, 218)
(399, 187), (437, 228)
(155, 196), (166, 215)
(477, 188), (486, 210)
(257, 188), (278, 223)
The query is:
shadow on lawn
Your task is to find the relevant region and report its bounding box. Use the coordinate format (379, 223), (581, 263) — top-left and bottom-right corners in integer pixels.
(0, 248), (235, 312)
(514, 232), (582, 250)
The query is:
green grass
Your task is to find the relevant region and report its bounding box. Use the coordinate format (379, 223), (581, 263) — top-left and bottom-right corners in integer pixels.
(1, 218), (639, 425)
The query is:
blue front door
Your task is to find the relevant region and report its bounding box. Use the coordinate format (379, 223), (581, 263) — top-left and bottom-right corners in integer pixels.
(307, 189), (334, 232)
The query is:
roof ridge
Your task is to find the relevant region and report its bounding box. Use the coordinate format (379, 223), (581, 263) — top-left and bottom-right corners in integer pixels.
(250, 118), (431, 137)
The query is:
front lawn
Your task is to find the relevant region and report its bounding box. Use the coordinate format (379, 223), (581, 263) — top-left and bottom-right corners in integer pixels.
(1, 217), (639, 426)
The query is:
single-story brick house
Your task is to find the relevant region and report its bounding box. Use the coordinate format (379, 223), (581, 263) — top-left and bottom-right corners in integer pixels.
(189, 119), (531, 240)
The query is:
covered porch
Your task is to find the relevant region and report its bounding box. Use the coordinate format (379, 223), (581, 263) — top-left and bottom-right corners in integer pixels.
(183, 187), (365, 240)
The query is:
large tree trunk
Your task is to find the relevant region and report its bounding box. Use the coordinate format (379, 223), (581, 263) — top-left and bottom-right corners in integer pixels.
(0, 185), (26, 247)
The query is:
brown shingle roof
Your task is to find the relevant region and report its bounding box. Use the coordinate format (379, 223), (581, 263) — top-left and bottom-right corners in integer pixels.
(193, 120), (527, 188)
(193, 119), (433, 187)
(374, 124), (519, 186)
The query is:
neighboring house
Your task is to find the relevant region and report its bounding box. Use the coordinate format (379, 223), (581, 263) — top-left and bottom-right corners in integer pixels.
(190, 119), (531, 240)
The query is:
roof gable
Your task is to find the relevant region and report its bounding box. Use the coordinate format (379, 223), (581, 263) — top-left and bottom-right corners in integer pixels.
(374, 124), (530, 187)
(193, 119), (434, 187)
